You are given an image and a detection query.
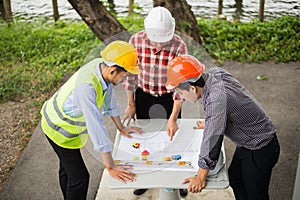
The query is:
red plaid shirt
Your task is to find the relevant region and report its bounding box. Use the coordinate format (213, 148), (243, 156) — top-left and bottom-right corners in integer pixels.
(123, 30), (188, 96)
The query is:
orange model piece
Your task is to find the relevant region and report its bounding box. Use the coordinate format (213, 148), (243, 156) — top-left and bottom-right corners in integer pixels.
(178, 161), (185, 166)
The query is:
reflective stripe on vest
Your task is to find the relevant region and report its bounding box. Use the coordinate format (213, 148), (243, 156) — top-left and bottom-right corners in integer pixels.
(42, 96), (87, 138)
(41, 58), (106, 149)
(52, 91), (86, 127)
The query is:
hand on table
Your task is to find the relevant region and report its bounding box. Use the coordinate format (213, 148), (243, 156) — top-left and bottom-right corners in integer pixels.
(119, 126), (144, 138)
(182, 176), (206, 193)
(107, 165), (136, 184)
(193, 120), (205, 129)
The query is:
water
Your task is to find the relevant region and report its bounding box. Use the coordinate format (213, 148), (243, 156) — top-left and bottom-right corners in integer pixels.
(9, 0), (300, 22)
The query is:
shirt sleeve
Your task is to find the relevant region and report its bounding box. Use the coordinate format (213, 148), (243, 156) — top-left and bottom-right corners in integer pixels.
(178, 39), (188, 55)
(123, 35), (138, 91)
(102, 84), (120, 116)
(198, 88), (227, 170)
(73, 84), (112, 153)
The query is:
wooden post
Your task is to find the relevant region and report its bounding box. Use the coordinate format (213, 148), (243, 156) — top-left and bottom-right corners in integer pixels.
(259, 0), (265, 22)
(0, 0), (5, 20)
(218, 0), (223, 15)
(3, 0), (13, 23)
(128, 0), (134, 15)
(218, 0), (226, 20)
(52, 0), (59, 21)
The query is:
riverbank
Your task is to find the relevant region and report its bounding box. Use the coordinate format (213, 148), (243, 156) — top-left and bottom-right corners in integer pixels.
(9, 0), (300, 22)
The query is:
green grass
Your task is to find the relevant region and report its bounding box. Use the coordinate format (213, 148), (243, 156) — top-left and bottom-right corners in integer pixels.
(0, 20), (101, 102)
(198, 16), (300, 62)
(0, 16), (299, 103)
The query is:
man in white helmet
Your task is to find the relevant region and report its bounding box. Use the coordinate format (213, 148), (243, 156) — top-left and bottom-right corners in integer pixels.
(122, 6), (188, 197)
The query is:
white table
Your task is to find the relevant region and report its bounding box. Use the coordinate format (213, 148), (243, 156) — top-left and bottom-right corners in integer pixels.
(108, 119), (229, 200)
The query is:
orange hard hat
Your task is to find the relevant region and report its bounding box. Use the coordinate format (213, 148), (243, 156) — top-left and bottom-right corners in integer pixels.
(166, 55), (205, 90)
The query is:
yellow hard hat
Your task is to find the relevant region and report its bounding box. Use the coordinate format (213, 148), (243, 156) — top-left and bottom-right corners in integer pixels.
(100, 41), (139, 74)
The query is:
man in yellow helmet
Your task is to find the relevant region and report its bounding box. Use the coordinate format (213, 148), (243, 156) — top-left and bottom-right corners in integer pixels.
(40, 41), (143, 200)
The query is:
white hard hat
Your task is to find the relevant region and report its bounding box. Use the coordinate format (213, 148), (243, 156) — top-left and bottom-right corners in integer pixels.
(144, 6), (175, 43)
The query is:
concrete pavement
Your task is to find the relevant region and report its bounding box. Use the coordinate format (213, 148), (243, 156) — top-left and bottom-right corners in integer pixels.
(0, 61), (299, 200)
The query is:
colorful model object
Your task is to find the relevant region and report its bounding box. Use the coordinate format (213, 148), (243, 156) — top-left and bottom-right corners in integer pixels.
(141, 150), (150, 160)
(146, 161), (153, 165)
(132, 142), (140, 149)
(114, 160), (120, 164)
(162, 157), (172, 161)
(171, 154), (182, 160)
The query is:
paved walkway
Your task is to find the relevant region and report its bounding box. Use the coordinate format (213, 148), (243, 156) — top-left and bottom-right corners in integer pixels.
(0, 61), (299, 200)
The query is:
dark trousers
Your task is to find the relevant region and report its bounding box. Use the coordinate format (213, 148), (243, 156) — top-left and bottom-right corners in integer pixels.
(46, 135), (90, 200)
(135, 87), (181, 119)
(228, 135), (280, 200)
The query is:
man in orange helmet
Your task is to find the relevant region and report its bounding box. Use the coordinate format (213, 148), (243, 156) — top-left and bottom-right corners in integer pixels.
(166, 55), (280, 200)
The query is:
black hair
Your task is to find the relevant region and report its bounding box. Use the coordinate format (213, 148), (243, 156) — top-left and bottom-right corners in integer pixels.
(115, 66), (127, 73)
(190, 75), (206, 87)
(102, 62), (126, 73)
(177, 75), (206, 91)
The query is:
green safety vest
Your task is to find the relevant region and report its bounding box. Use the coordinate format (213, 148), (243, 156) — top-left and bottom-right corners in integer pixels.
(41, 58), (107, 149)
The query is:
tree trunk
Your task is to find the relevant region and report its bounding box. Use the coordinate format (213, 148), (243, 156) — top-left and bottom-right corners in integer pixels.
(68, 0), (130, 44)
(259, 0), (265, 22)
(52, 0), (59, 21)
(153, 0), (203, 44)
(3, 0), (13, 23)
(218, 0), (223, 15)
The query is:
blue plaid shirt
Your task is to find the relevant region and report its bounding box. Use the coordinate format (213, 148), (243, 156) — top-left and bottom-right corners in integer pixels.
(198, 67), (276, 170)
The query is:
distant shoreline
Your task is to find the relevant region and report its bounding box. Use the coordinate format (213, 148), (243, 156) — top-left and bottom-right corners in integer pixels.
(10, 0), (300, 22)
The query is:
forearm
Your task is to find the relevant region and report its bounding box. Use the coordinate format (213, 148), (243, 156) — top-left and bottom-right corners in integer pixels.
(101, 152), (115, 169)
(111, 116), (125, 131)
(169, 100), (181, 121)
(197, 168), (209, 181)
(126, 90), (135, 106)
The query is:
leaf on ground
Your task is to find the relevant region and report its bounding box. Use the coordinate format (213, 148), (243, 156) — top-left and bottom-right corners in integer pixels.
(256, 75), (268, 80)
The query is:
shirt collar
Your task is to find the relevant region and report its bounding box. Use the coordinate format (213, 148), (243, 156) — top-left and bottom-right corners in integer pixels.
(202, 73), (210, 105)
(94, 63), (109, 92)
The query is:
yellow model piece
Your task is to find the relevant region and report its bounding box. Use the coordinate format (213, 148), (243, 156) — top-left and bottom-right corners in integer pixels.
(146, 161), (153, 165)
(114, 160), (120, 164)
(162, 157), (172, 161)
